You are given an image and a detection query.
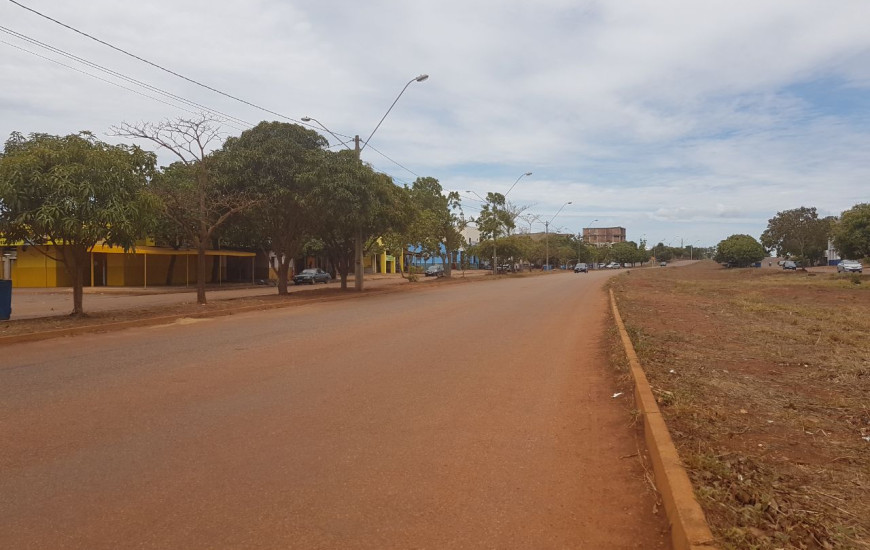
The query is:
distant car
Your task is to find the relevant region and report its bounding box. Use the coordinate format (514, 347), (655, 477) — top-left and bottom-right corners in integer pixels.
(659, 261), (667, 267)
(782, 261), (798, 270)
(605, 262), (620, 269)
(837, 260), (863, 273)
(574, 263), (588, 273)
(623, 263), (632, 268)
(777, 260), (786, 266)
(293, 268), (331, 285)
(424, 265), (445, 277)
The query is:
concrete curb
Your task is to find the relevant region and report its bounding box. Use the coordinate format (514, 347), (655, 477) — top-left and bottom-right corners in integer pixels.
(609, 289), (717, 550)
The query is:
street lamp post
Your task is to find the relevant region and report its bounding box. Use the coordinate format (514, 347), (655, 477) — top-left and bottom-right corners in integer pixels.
(585, 218), (598, 244)
(467, 171), (532, 275)
(545, 201), (572, 271)
(304, 74), (428, 291)
(505, 172), (533, 198)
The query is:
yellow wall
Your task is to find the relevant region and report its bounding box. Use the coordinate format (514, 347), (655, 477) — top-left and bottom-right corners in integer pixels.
(10, 247), (65, 288)
(6, 244), (255, 288)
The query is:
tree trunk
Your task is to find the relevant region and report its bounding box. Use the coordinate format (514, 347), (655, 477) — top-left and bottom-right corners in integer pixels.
(277, 259), (291, 295)
(354, 228), (364, 291)
(443, 248), (452, 278)
(165, 255), (177, 286)
(196, 246), (207, 304)
(62, 245), (88, 316)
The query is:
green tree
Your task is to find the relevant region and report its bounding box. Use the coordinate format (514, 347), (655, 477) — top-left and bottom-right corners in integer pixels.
(304, 150), (409, 289)
(0, 131), (155, 315)
(115, 116), (262, 304)
(475, 192), (515, 272)
(714, 234), (766, 267)
(760, 206), (833, 265)
(217, 121), (327, 294)
(406, 177), (464, 277)
(611, 241), (638, 265)
(831, 203), (870, 260)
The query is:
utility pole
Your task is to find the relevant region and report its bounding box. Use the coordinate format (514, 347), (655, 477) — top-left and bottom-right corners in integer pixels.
(306, 74), (428, 292)
(545, 220), (550, 270)
(354, 135), (364, 291)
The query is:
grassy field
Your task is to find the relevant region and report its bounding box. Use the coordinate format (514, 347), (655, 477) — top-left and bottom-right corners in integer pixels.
(610, 261), (869, 550)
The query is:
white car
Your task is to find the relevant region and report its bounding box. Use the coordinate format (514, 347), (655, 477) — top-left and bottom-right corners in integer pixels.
(837, 260), (863, 273)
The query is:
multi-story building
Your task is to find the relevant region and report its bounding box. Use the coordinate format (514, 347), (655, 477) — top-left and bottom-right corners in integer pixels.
(582, 226), (626, 246)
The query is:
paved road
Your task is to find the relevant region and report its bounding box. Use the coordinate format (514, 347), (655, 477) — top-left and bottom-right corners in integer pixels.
(1, 270), (668, 548)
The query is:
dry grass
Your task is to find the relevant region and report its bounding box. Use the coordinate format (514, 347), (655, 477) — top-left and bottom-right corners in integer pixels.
(610, 261), (870, 550)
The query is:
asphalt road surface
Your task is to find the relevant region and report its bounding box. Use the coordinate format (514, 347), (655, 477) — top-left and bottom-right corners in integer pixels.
(1, 271), (669, 549)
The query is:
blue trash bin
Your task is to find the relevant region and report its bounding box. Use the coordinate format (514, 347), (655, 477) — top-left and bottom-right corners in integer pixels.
(0, 279), (11, 320)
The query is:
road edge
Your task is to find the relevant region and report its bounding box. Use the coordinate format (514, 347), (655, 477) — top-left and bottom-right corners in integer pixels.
(609, 289), (717, 550)
(0, 274), (494, 346)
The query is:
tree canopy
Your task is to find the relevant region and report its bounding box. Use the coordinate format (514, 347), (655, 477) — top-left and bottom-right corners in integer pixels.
(714, 234), (766, 267)
(217, 121), (327, 294)
(115, 116), (262, 304)
(831, 203), (870, 260)
(0, 131), (155, 314)
(303, 149), (409, 288)
(760, 206), (833, 265)
(405, 177), (464, 276)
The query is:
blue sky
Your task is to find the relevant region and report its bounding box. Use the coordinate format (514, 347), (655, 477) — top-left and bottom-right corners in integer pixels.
(2, 0), (869, 247)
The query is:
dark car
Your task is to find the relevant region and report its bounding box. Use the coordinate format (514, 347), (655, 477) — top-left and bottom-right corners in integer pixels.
(574, 263), (588, 273)
(293, 268), (331, 285)
(782, 261), (798, 270)
(424, 265), (445, 277)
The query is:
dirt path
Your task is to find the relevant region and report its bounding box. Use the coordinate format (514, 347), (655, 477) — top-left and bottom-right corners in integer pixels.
(1, 271), (669, 548)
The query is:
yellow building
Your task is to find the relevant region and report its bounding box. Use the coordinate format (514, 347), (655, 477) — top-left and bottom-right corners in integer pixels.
(2, 241), (257, 288)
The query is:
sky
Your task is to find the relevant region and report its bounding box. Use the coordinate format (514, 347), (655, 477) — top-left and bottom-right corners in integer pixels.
(2, 0), (869, 248)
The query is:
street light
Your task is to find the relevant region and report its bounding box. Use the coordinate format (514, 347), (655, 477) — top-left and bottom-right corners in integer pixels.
(545, 201), (572, 271)
(464, 190), (485, 202)
(304, 73), (428, 291)
(466, 190), (502, 274)
(467, 170), (531, 275)
(505, 171), (533, 197)
(300, 116), (353, 150)
(360, 74), (428, 153)
(585, 218), (598, 244)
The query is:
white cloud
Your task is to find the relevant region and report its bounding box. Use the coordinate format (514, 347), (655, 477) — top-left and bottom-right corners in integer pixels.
(2, 0), (869, 247)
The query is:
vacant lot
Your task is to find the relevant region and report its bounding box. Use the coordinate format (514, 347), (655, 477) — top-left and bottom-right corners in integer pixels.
(610, 261), (869, 549)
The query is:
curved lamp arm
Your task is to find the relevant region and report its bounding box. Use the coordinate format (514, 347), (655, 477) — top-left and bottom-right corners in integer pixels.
(360, 74), (429, 153)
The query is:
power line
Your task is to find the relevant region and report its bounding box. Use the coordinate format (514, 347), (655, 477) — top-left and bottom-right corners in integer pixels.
(365, 143), (421, 179)
(0, 25), (253, 130)
(6, 0), (428, 178)
(7, 0), (300, 124)
(0, 38), (248, 133)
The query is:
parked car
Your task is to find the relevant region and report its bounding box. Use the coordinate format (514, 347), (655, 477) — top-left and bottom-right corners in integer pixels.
(837, 260), (863, 273)
(293, 268), (331, 284)
(782, 261), (798, 270)
(659, 261), (667, 267)
(574, 263), (588, 273)
(605, 262), (620, 269)
(424, 265), (445, 277)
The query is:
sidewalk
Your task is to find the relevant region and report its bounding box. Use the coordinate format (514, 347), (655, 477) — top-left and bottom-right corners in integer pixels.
(6, 270), (489, 320)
